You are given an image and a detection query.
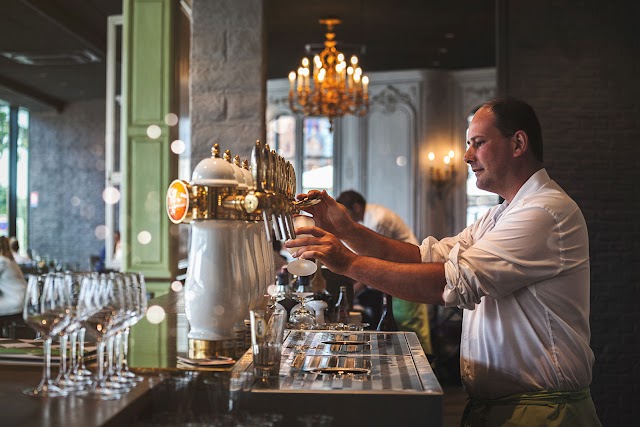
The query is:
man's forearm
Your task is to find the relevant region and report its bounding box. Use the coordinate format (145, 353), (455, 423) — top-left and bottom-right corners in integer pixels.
(340, 222), (423, 263)
(344, 256), (446, 305)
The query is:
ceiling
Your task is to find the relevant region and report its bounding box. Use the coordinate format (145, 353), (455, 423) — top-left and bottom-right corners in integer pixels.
(0, 0), (495, 113)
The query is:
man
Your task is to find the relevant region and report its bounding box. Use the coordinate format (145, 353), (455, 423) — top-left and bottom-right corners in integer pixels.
(336, 190), (432, 354)
(287, 97), (600, 426)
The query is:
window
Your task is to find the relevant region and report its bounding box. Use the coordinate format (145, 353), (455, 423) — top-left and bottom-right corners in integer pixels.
(267, 115), (335, 196)
(0, 102), (29, 251)
(466, 111), (498, 226)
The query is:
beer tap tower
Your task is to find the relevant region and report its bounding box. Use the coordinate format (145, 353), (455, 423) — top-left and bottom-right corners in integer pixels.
(166, 140), (311, 357)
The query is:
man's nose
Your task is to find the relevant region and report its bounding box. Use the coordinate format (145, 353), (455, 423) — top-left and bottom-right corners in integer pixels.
(464, 147), (474, 164)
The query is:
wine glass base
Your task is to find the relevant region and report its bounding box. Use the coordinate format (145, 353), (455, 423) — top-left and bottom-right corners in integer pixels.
(22, 383), (69, 398)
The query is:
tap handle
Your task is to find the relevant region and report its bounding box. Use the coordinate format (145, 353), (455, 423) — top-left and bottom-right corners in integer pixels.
(271, 213), (283, 241)
(262, 210), (273, 242)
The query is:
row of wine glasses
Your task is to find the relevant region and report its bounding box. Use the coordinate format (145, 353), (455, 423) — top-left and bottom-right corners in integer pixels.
(22, 271), (147, 399)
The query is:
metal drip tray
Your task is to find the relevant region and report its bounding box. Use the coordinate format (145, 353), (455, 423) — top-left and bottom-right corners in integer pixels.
(301, 355), (373, 375)
(310, 367), (370, 375)
(321, 340), (368, 345)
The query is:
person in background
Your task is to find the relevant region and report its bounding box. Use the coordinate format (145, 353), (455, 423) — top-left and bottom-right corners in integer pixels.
(289, 97), (600, 426)
(9, 237), (31, 265)
(0, 236), (28, 316)
(336, 190), (432, 354)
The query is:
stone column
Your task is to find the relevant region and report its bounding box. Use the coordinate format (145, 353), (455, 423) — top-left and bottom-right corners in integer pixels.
(190, 0), (266, 165)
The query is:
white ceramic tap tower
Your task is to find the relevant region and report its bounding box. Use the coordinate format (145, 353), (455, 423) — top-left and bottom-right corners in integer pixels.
(166, 141), (301, 355)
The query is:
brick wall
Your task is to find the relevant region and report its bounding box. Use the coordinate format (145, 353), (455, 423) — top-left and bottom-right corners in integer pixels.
(190, 0), (266, 164)
(500, 1), (640, 424)
(29, 99), (106, 271)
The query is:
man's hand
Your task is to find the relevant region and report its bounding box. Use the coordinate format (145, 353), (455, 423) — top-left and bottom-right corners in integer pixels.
(296, 190), (355, 239)
(284, 225), (357, 275)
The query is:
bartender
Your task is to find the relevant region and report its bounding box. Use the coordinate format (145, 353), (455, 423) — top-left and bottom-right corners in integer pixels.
(286, 97), (601, 426)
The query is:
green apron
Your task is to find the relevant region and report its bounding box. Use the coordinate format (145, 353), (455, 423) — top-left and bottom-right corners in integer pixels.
(461, 388), (601, 427)
(392, 298), (432, 355)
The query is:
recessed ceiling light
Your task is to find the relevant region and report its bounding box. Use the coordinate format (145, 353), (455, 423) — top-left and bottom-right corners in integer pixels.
(0, 49), (101, 66)
(444, 33), (455, 39)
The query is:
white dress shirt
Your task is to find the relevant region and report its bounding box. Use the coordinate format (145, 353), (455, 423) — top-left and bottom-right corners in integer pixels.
(419, 169), (594, 399)
(363, 204), (419, 245)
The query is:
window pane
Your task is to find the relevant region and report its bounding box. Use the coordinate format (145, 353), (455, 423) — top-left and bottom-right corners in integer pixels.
(267, 115), (296, 161)
(302, 158), (333, 194)
(302, 117), (333, 195)
(16, 108), (29, 248)
(303, 117), (333, 158)
(0, 104), (8, 236)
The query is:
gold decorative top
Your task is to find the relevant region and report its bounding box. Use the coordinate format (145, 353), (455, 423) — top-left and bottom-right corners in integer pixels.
(211, 143), (221, 158)
(223, 149), (232, 162)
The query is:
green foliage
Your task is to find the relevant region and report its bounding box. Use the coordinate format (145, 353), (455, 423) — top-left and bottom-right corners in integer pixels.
(0, 185), (7, 215)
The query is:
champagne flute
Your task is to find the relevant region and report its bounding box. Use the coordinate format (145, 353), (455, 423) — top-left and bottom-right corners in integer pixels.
(286, 215), (318, 276)
(22, 274), (72, 397)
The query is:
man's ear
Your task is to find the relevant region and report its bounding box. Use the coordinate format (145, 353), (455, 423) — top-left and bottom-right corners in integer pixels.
(352, 203), (365, 221)
(513, 130), (528, 158)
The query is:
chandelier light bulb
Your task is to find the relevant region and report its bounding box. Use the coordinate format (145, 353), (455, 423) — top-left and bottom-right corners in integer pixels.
(444, 156), (451, 165)
(428, 152), (436, 161)
(448, 150), (455, 158)
(289, 71), (296, 82)
(351, 55), (358, 65)
(318, 69), (326, 81)
(347, 66), (354, 75)
(302, 57), (309, 67)
(338, 53), (345, 62)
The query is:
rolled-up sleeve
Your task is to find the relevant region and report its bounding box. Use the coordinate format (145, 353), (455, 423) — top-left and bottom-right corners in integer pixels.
(422, 203), (565, 310)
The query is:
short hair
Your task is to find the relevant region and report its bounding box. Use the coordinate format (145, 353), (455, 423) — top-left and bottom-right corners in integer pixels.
(481, 97), (544, 162)
(336, 190), (366, 210)
(9, 237), (19, 252)
(0, 236), (14, 260)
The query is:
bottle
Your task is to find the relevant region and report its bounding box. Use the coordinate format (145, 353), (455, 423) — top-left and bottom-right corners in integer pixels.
(376, 293), (399, 331)
(274, 268), (297, 318)
(314, 288), (335, 324)
(333, 286), (350, 324)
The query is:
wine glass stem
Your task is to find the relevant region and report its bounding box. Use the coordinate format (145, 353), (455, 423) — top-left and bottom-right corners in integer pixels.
(122, 327), (130, 372)
(107, 336), (115, 377)
(78, 328), (87, 370)
(113, 332), (122, 375)
(96, 341), (106, 384)
(42, 337), (53, 386)
(57, 334), (68, 380)
(69, 331), (78, 373)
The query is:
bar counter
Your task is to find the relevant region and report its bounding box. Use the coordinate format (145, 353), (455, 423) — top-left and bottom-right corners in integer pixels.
(0, 290), (443, 426)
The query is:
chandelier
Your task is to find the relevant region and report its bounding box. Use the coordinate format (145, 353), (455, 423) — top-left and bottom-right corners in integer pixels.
(288, 18), (369, 132)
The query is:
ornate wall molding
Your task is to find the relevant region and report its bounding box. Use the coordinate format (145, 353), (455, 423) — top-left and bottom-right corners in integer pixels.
(371, 85), (415, 114)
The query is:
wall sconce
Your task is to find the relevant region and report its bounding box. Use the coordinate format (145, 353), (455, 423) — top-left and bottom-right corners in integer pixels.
(428, 150), (457, 198)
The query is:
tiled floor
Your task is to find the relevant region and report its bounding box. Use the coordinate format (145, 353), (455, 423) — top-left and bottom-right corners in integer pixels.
(442, 384), (467, 427)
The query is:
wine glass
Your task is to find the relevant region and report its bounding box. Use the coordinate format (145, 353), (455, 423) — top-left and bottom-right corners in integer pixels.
(117, 273), (146, 383)
(286, 215), (318, 276)
(54, 272), (89, 393)
(78, 273), (124, 400)
(22, 273), (72, 397)
(289, 293), (316, 328)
